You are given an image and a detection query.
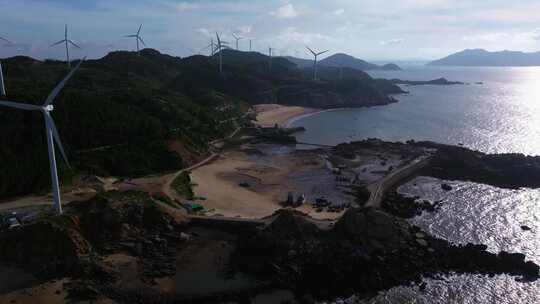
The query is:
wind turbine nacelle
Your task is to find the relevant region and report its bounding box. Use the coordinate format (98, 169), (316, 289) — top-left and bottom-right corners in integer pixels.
(44, 105), (54, 112)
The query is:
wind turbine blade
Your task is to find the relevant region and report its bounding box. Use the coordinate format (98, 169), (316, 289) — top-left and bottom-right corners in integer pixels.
(138, 36), (146, 47)
(137, 24), (142, 35)
(216, 33), (221, 46)
(317, 50), (329, 56)
(44, 113), (70, 167)
(0, 36), (12, 44)
(64, 24), (68, 37)
(68, 40), (81, 49)
(124, 34), (137, 38)
(0, 100), (41, 111)
(44, 57), (86, 106)
(305, 46), (316, 56)
(51, 40), (66, 47)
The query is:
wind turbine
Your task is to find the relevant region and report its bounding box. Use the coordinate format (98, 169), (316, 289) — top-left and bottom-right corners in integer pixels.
(268, 47), (273, 71)
(124, 24), (146, 55)
(232, 33), (243, 50)
(215, 33), (229, 75)
(0, 58), (85, 214)
(306, 46), (328, 81)
(51, 25), (81, 68)
(0, 36), (12, 96)
(202, 38), (216, 56)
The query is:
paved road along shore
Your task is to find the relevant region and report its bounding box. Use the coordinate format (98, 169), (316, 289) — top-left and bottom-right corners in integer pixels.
(365, 156), (432, 208)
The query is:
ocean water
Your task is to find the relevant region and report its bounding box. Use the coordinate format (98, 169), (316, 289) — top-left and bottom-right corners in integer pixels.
(289, 66), (540, 303)
(292, 66), (540, 155)
(352, 177), (540, 304)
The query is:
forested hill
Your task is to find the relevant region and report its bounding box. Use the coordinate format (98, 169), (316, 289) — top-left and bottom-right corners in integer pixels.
(0, 48), (403, 199)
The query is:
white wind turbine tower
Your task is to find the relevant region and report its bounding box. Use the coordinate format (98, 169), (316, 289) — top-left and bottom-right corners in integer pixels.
(306, 46), (328, 81)
(232, 33), (243, 50)
(51, 25), (81, 68)
(215, 33), (229, 75)
(268, 47), (273, 71)
(0, 36), (12, 96)
(124, 24), (146, 55)
(0, 58), (85, 214)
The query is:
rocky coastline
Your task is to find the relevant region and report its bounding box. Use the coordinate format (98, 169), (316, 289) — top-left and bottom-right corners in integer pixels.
(235, 208), (538, 301)
(1, 139), (540, 303)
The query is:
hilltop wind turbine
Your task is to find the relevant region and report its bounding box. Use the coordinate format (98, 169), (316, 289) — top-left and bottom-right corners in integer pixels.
(268, 47), (273, 71)
(306, 46), (328, 80)
(51, 25), (81, 68)
(0, 36), (12, 96)
(232, 33), (243, 50)
(202, 38), (216, 56)
(215, 33), (229, 75)
(0, 58), (85, 214)
(124, 24), (146, 55)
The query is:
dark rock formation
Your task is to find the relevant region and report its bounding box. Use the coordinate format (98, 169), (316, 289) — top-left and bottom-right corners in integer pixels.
(234, 208), (539, 300)
(381, 192), (441, 218)
(441, 183), (453, 191)
(0, 191), (183, 280)
(414, 141), (540, 189)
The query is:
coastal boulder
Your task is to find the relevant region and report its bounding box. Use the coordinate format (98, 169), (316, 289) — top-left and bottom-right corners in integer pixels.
(333, 208), (410, 251)
(265, 209), (320, 240)
(441, 183), (453, 191)
(0, 215), (92, 270)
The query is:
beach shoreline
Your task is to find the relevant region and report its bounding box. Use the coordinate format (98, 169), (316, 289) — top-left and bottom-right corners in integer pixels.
(254, 104), (321, 128)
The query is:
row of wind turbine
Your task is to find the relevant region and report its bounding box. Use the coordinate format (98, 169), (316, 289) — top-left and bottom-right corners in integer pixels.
(48, 23), (147, 69)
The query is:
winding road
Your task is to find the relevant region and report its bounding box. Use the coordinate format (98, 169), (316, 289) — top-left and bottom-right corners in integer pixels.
(365, 156), (431, 208)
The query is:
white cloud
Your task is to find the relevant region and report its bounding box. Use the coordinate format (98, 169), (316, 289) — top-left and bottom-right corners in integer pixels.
(195, 28), (212, 38)
(462, 33), (510, 43)
(176, 2), (200, 12)
(275, 27), (332, 44)
(333, 8), (345, 15)
(380, 38), (404, 46)
(271, 3), (299, 19)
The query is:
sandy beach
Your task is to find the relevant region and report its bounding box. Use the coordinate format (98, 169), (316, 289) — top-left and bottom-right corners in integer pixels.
(253, 104), (319, 128)
(189, 144), (351, 220)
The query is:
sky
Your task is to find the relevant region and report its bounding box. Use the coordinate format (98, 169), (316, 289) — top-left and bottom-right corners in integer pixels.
(1, 0), (540, 61)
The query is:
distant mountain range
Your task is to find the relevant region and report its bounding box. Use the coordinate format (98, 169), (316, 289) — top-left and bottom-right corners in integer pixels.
(284, 53), (402, 71)
(428, 49), (540, 66)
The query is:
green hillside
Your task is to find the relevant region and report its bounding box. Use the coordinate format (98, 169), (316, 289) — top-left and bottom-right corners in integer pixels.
(0, 48), (403, 199)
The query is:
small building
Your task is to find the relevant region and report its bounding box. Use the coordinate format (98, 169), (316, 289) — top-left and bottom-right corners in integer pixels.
(182, 202), (205, 213)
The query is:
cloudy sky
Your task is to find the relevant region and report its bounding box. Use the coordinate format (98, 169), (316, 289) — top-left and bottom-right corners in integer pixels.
(1, 0), (540, 61)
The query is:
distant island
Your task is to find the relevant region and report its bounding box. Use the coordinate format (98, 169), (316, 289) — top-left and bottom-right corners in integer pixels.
(428, 49), (540, 66)
(285, 53), (402, 71)
(391, 78), (464, 86)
